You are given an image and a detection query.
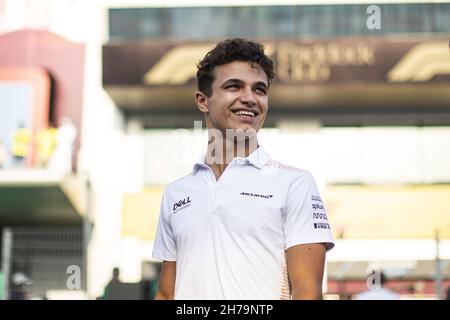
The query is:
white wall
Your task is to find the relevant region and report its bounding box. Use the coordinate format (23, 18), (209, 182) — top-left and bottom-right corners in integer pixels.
(143, 126), (450, 186)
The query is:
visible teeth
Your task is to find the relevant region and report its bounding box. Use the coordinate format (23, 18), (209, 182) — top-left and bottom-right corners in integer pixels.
(234, 110), (255, 117)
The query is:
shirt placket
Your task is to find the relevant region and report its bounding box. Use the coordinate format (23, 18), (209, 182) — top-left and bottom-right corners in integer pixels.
(204, 164), (234, 215)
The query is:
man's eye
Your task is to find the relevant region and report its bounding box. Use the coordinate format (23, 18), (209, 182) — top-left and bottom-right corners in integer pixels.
(255, 88), (267, 94)
(226, 84), (239, 89)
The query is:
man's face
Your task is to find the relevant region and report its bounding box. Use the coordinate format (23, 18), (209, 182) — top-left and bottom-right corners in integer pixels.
(197, 61), (269, 136)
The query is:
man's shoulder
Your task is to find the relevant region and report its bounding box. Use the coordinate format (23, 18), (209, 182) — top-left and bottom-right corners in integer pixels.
(263, 159), (310, 179)
(165, 173), (195, 191)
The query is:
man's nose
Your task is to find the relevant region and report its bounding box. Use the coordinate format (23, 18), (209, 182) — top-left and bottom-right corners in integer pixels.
(239, 87), (257, 106)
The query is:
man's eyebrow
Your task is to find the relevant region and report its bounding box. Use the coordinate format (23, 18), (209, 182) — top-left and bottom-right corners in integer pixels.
(221, 79), (244, 87)
(221, 79), (268, 88)
(254, 81), (268, 89)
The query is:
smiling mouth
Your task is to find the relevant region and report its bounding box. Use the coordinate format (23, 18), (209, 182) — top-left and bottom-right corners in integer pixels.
(232, 109), (257, 118)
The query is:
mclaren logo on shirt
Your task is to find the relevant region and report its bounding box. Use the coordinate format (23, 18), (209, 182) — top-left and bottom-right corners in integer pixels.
(240, 192), (274, 199)
(173, 197), (192, 214)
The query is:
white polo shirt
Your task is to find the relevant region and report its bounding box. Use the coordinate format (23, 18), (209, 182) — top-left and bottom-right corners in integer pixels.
(152, 146), (334, 300)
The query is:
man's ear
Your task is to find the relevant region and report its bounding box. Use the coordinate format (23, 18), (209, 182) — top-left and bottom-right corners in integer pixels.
(195, 91), (209, 113)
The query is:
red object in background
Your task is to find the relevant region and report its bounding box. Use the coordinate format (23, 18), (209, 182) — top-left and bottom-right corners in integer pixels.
(327, 279), (450, 299)
(0, 66), (51, 167)
(0, 30), (85, 172)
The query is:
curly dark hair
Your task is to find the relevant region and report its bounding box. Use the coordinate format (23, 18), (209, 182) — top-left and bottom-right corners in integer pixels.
(196, 38), (275, 97)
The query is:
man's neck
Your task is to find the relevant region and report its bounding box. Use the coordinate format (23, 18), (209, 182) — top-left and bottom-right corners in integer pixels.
(205, 135), (258, 180)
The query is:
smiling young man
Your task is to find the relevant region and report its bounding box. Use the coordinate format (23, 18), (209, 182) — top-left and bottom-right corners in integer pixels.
(152, 38), (334, 300)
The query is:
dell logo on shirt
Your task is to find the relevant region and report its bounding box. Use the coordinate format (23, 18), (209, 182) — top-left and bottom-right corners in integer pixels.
(173, 197), (192, 212)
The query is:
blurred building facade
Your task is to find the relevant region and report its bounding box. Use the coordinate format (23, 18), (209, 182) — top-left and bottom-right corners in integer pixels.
(0, 0), (449, 299)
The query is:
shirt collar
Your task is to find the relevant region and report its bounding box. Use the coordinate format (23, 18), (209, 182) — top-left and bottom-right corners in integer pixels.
(192, 146), (270, 175)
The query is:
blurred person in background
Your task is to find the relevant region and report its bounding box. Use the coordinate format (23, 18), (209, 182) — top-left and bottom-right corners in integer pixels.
(36, 122), (58, 168)
(152, 38), (334, 300)
(101, 267), (122, 300)
(409, 280), (427, 299)
(11, 123), (31, 167)
(355, 270), (400, 300)
(47, 117), (77, 174)
(9, 272), (33, 300)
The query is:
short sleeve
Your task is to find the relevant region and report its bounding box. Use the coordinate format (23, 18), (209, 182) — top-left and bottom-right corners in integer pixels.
(152, 190), (177, 261)
(284, 170), (334, 251)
